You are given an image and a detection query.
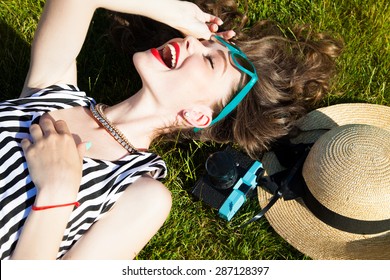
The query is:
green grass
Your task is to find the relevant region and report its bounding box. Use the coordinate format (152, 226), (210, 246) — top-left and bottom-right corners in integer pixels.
(1, 0), (389, 260)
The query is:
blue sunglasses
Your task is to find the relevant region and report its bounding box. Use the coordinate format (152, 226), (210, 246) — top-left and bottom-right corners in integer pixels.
(194, 35), (258, 132)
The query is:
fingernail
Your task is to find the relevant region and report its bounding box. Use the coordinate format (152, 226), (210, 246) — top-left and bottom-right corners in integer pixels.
(85, 142), (92, 151)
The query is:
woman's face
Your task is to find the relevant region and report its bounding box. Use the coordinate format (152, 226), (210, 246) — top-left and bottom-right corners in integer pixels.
(133, 36), (242, 115)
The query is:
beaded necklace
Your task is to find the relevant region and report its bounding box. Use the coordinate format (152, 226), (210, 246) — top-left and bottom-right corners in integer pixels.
(90, 103), (137, 154)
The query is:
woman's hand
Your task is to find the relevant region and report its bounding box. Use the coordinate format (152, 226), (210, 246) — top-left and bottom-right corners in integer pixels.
(142, 0), (236, 40)
(161, 0), (224, 39)
(102, 0), (234, 40)
(21, 116), (87, 203)
(151, 0), (236, 40)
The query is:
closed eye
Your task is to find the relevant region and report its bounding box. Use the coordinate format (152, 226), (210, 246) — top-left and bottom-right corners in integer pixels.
(205, 55), (215, 69)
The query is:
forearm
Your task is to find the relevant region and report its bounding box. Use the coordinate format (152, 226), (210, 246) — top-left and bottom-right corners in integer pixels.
(13, 117), (85, 259)
(23, 0), (177, 93)
(10, 190), (77, 260)
(97, 0), (180, 19)
(22, 0), (96, 94)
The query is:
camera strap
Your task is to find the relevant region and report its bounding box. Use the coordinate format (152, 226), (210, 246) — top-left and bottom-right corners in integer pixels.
(239, 188), (282, 227)
(239, 143), (312, 227)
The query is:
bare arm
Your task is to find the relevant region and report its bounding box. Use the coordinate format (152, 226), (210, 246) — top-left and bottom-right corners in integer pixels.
(21, 0), (224, 97)
(11, 117), (87, 259)
(21, 0), (95, 97)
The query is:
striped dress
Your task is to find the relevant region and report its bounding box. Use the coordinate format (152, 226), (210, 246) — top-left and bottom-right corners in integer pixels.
(0, 85), (167, 259)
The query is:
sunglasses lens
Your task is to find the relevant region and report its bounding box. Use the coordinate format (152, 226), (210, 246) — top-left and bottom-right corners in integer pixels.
(232, 54), (256, 74)
(213, 36), (256, 75)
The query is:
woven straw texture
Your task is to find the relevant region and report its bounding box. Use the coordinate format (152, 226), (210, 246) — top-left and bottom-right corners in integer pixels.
(292, 103), (390, 144)
(258, 103), (390, 259)
(303, 124), (390, 220)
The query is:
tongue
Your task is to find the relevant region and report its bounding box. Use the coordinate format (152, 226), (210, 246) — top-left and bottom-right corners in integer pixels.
(162, 46), (172, 68)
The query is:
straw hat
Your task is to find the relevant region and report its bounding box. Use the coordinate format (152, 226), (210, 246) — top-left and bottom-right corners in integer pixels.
(258, 103), (390, 259)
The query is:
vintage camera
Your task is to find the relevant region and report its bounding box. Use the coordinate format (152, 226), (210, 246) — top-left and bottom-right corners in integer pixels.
(191, 146), (263, 221)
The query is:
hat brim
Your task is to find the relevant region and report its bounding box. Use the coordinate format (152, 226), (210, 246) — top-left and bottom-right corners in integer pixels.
(258, 103), (390, 259)
(291, 103), (390, 144)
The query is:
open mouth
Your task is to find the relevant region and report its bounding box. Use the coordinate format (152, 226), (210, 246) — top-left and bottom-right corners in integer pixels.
(151, 42), (180, 69)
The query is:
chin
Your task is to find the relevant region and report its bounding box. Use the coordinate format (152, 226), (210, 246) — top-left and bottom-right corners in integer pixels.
(132, 51), (161, 94)
(133, 52), (154, 85)
(132, 52), (143, 72)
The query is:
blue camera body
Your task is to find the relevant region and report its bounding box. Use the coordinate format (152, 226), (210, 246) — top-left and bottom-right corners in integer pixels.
(218, 161), (263, 221)
(191, 146), (264, 221)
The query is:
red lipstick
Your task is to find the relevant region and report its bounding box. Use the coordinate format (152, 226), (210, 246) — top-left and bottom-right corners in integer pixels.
(151, 48), (165, 67)
(151, 42), (181, 69)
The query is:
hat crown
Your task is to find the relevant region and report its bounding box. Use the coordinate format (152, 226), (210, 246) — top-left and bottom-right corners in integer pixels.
(302, 124), (390, 221)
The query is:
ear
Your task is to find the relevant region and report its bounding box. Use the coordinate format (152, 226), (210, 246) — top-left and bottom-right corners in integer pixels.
(181, 106), (213, 128)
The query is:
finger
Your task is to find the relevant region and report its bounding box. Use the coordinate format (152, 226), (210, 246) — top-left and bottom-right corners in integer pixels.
(21, 138), (32, 152)
(39, 117), (56, 136)
(29, 123), (43, 142)
(208, 23), (219, 33)
(204, 13), (223, 26)
(216, 30), (236, 40)
(54, 120), (71, 135)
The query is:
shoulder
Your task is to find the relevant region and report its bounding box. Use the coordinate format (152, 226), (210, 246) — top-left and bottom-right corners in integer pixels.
(127, 175), (172, 205)
(13, 84), (94, 109)
(0, 84), (95, 120)
(119, 175), (172, 233)
(131, 175), (170, 195)
(22, 84), (86, 98)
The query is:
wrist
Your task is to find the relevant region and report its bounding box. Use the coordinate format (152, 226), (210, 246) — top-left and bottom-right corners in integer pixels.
(34, 185), (79, 207)
(32, 201), (80, 211)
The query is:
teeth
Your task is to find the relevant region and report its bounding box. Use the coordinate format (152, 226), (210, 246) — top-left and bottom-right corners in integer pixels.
(162, 44), (177, 68)
(167, 44), (176, 68)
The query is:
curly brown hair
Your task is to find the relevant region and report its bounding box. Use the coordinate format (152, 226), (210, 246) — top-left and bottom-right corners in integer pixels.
(109, 0), (344, 159)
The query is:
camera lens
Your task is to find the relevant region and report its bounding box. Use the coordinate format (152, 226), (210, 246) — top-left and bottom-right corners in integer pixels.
(205, 151), (238, 190)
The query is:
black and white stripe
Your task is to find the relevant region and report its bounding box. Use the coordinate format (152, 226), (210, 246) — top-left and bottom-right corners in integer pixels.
(0, 85), (167, 259)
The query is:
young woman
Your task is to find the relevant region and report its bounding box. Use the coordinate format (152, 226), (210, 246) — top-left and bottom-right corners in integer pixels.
(0, 0), (342, 259)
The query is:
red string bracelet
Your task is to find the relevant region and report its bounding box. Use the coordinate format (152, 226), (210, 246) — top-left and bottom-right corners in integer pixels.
(31, 202), (80, 211)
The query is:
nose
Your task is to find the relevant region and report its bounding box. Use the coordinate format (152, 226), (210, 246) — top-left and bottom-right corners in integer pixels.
(183, 36), (206, 55)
